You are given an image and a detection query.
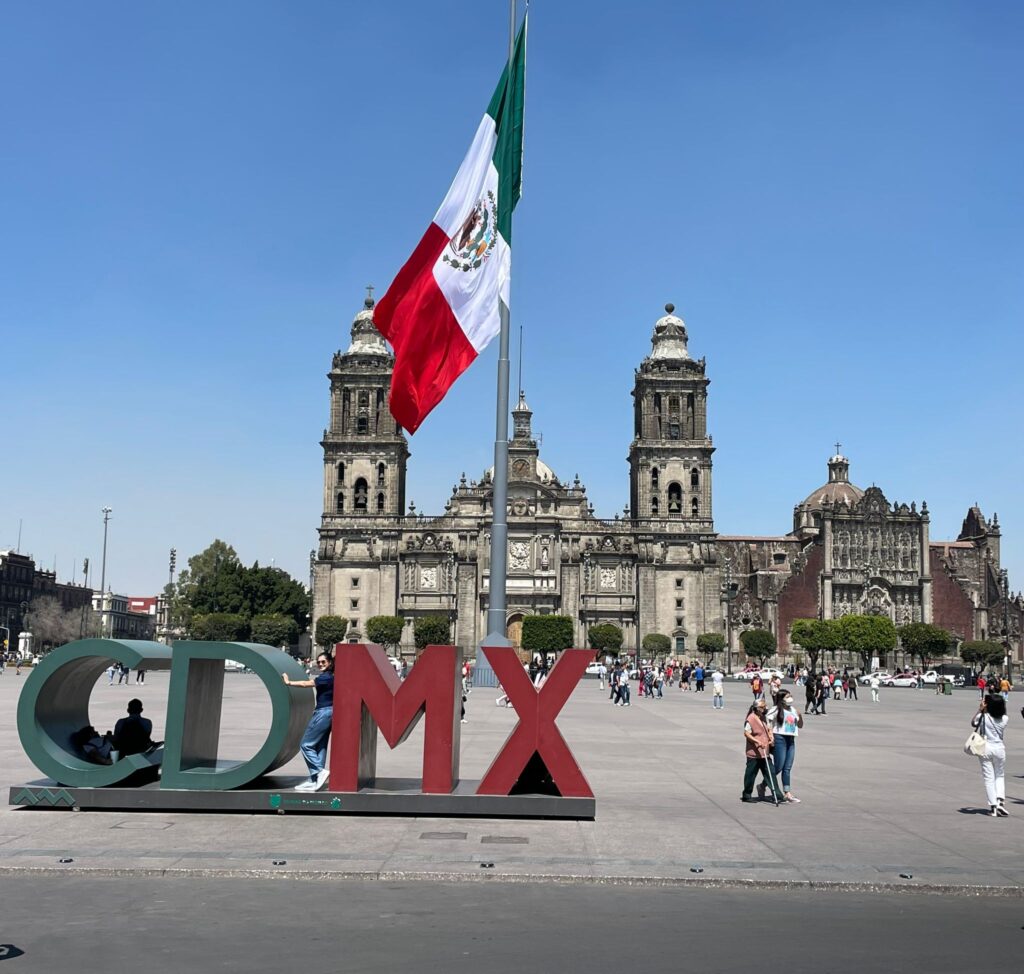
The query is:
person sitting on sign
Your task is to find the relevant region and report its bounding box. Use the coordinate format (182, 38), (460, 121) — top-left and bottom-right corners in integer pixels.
(71, 725), (114, 765)
(112, 698), (161, 757)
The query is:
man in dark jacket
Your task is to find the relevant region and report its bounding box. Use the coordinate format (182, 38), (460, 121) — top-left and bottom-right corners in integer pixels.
(112, 699), (158, 756)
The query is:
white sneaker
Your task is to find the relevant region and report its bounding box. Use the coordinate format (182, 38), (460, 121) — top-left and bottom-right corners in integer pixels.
(294, 780), (316, 792)
(314, 769), (330, 791)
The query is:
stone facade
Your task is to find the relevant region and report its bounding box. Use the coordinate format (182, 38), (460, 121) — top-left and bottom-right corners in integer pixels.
(313, 297), (1022, 664)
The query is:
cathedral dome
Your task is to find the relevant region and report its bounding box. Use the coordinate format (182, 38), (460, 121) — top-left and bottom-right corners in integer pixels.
(800, 453), (864, 510)
(343, 292), (391, 359)
(649, 303), (689, 361)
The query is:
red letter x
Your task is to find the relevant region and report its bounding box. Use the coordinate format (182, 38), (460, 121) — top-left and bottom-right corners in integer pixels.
(475, 647), (593, 798)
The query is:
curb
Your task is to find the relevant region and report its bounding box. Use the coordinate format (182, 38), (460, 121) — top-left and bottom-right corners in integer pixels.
(0, 864), (1019, 898)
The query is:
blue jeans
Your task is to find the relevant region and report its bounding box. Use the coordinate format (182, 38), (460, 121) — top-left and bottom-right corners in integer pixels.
(299, 706), (333, 778)
(773, 735), (796, 790)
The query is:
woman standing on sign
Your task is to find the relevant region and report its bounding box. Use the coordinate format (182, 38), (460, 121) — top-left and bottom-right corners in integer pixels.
(971, 694), (1009, 817)
(283, 653), (334, 792)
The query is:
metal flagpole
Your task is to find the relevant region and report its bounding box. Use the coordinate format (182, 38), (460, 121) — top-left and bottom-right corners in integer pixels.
(476, 0), (519, 688)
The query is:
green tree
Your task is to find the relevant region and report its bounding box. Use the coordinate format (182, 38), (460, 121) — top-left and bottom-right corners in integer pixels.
(739, 628), (776, 665)
(588, 623), (623, 656)
(642, 633), (671, 658)
(960, 640), (1006, 670)
(191, 612), (250, 642)
(898, 622), (952, 667)
(696, 632), (726, 663)
(521, 615), (574, 654)
(414, 615), (452, 650)
(366, 615), (405, 654)
(838, 614), (897, 671)
(242, 564), (310, 632)
(790, 618), (839, 673)
(315, 615), (349, 650)
(176, 541), (247, 627)
(250, 613), (299, 648)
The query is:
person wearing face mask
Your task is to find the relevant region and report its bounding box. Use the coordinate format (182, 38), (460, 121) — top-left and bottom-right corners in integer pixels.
(767, 689), (804, 803)
(741, 698), (784, 803)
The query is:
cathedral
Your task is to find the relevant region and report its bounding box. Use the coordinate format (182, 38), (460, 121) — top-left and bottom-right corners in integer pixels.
(312, 295), (1022, 666)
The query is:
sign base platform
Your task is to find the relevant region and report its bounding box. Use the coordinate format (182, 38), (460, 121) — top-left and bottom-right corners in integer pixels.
(9, 777), (595, 820)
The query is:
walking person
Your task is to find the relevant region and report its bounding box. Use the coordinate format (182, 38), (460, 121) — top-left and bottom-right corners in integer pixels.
(680, 664), (691, 692)
(870, 672), (881, 704)
(694, 662), (705, 692)
(750, 673), (764, 703)
(597, 662), (607, 691)
(971, 694), (1009, 817)
(283, 652), (334, 791)
(805, 672), (818, 715)
(712, 665), (725, 709)
(767, 690), (803, 803)
(815, 674), (828, 715)
(848, 672), (858, 701)
(741, 699), (783, 803)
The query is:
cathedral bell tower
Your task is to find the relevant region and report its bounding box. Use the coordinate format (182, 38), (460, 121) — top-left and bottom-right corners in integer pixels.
(628, 304), (714, 527)
(320, 291), (409, 522)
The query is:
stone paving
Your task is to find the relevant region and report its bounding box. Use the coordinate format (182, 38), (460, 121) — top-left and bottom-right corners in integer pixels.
(1, 669), (1022, 892)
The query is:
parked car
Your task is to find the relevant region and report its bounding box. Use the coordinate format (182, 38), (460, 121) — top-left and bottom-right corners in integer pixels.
(883, 673), (919, 688)
(922, 669), (965, 686)
(858, 670), (891, 686)
(585, 662), (603, 675)
(734, 667), (785, 682)
(224, 659), (246, 672)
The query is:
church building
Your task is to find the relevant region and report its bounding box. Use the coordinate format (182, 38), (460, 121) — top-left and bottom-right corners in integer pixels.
(312, 295), (1022, 665)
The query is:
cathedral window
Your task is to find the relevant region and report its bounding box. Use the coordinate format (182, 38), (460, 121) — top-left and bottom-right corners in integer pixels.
(691, 497), (699, 517)
(357, 416), (368, 434)
(377, 463), (386, 487)
(376, 492), (385, 513)
(651, 497), (659, 516)
(354, 478), (368, 512)
(668, 483), (682, 514)
(668, 422), (680, 439)
(651, 468), (659, 490)
(690, 468), (699, 488)
(337, 461), (345, 483)
(336, 492), (345, 513)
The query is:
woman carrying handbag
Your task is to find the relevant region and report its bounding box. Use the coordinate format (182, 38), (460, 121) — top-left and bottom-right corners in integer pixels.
(968, 694), (1009, 817)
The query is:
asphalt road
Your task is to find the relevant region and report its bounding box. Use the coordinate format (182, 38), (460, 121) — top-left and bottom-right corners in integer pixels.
(1, 877), (1020, 973)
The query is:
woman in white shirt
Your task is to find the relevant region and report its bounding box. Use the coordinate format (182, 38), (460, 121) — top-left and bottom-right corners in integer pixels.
(971, 694), (1009, 817)
(767, 690), (804, 803)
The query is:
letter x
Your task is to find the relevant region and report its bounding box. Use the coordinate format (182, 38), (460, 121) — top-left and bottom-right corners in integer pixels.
(475, 647), (593, 798)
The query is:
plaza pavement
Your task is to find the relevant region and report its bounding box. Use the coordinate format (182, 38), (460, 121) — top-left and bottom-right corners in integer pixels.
(0, 669), (1021, 894)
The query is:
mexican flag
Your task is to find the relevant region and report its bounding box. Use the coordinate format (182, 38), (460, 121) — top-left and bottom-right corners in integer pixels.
(374, 19), (526, 434)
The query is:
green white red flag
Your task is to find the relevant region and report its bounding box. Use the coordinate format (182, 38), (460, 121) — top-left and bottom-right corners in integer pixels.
(374, 19), (526, 434)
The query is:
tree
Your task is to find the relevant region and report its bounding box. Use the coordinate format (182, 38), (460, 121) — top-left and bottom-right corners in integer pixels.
(242, 564), (310, 632)
(898, 622), (952, 667)
(521, 615), (574, 654)
(790, 618), (839, 673)
(191, 612), (249, 642)
(23, 597), (83, 650)
(250, 613), (299, 649)
(696, 632), (726, 663)
(838, 614), (897, 671)
(960, 640), (1006, 670)
(366, 615), (404, 654)
(315, 615), (349, 650)
(740, 628), (776, 664)
(588, 623), (623, 656)
(414, 616), (452, 650)
(642, 633), (671, 658)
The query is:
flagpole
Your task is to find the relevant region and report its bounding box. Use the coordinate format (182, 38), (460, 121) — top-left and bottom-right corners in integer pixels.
(477, 0), (519, 687)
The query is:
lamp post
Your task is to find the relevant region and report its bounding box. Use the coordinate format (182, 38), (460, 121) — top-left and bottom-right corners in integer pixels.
(721, 562), (738, 673)
(99, 507), (112, 637)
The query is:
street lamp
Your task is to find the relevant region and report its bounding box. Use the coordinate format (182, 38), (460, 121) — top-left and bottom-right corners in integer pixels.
(99, 507), (112, 637)
(721, 562), (739, 673)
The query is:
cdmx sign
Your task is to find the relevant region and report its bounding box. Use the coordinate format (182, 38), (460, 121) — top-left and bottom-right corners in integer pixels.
(12, 640), (595, 818)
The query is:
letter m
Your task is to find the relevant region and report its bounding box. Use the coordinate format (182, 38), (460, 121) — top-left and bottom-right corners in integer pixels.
(330, 644), (461, 794)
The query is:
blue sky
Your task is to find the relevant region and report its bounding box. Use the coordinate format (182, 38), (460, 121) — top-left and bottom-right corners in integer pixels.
(2, 1), (1022, 596)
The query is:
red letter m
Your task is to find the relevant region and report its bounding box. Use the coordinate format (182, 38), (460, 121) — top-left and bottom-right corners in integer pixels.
(330, 644), (460, 794)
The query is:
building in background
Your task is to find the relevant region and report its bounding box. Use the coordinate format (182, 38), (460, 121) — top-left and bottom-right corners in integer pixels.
(312, 295), (1022, 666)
(92, 592), (156, 641)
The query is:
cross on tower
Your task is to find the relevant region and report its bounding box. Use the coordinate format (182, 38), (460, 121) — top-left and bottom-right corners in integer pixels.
(365, 284), (375, 301)
(834, 441), (842, 457)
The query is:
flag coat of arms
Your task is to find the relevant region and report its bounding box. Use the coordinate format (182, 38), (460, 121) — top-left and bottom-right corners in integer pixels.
(373, 20), (526, 434)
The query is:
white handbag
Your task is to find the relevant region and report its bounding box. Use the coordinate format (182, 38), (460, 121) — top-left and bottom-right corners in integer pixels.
(963, 715), (988, 757)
